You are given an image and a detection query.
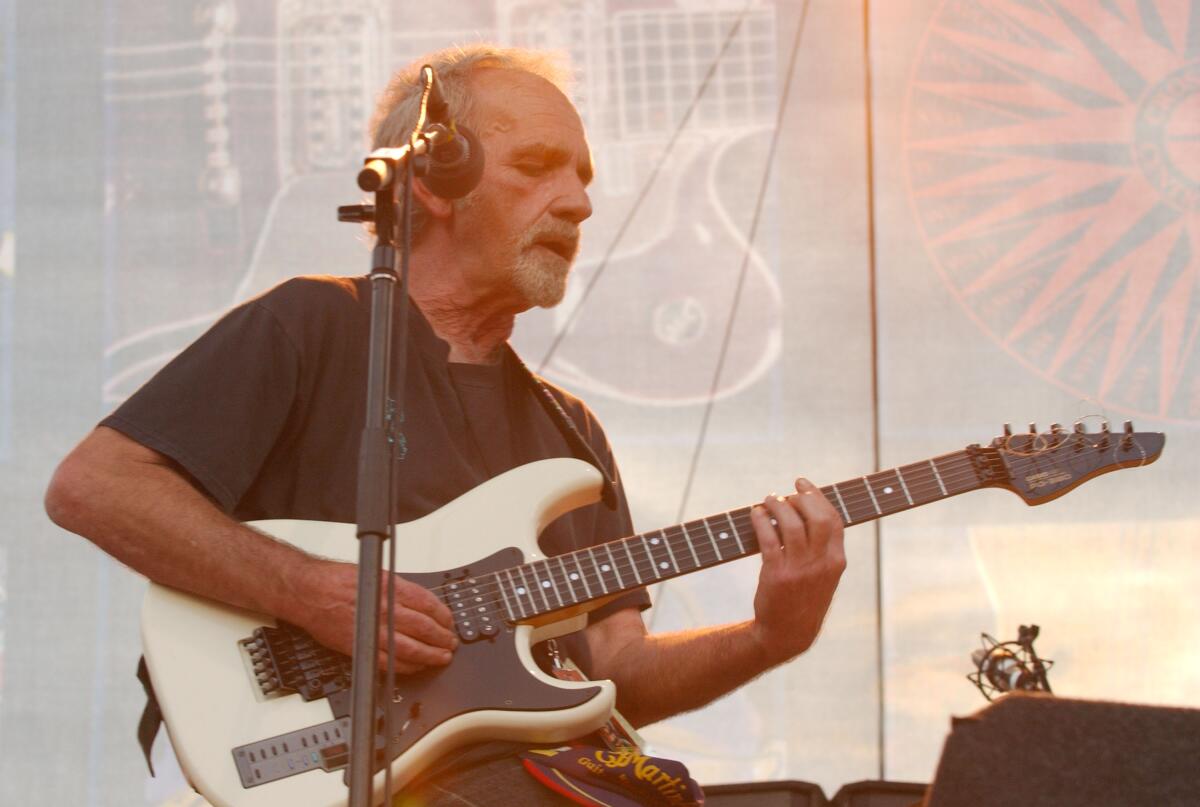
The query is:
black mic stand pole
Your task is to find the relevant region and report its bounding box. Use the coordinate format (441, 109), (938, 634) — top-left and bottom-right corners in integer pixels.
(340, 133), (422, 807)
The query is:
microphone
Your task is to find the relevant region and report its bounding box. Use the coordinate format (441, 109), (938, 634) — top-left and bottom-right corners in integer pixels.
(419, 122), (484, 199)
(967, 625), (1054, 701)
(356, 125), (484, 197)
(971, 646), (1034, 693)
(417, 64), (484, 198)
(356, 67), (485, 198)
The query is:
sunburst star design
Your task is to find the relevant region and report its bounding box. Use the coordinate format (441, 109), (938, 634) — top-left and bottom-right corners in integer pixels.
(905, 0), (1200, 422)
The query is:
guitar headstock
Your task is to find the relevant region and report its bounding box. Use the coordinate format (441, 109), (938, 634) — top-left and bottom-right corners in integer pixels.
(975, 420), (1165, 505)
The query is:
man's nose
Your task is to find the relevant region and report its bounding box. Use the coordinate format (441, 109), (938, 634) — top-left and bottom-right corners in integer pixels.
(553, 177), (592, 224)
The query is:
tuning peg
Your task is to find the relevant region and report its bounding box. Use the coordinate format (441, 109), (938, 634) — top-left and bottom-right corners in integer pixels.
(1051, 423), (1063, 434)
(1124, 420), (1134, 435)
(1003, 423), (1012, 436)
(1073, 422), (1086, 434)
(1028, 422), (1038, 434)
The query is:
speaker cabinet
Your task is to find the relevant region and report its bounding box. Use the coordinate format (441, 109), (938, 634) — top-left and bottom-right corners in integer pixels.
(925, 693), (1200, 807)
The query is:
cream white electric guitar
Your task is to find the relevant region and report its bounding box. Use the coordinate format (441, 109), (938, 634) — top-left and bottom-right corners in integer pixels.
(141, 423), (1162, 806)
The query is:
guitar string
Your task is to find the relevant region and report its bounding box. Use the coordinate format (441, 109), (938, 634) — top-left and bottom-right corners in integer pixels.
(415, 440), (1139, 615)
(399, 438), (1144, 625)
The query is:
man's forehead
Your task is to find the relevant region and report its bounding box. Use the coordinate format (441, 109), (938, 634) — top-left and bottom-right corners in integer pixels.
(469, 68), (593, 181)
(470, 69), (584, 132)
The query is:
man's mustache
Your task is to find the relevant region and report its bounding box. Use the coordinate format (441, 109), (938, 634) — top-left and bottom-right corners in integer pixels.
(523, 220), (580, 261)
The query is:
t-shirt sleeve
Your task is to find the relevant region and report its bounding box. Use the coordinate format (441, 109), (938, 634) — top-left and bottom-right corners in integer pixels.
(100, 298), (300, 513)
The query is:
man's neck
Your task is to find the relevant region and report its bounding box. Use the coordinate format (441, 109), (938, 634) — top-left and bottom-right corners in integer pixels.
(407, 233), (529, 364)
(412, 291), (516, 365)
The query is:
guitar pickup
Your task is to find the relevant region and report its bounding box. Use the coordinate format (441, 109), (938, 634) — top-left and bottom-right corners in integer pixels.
(232, 717), (352, 788)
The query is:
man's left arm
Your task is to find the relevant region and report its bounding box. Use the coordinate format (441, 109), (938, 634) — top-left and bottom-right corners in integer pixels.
(573, 477), (846, 728)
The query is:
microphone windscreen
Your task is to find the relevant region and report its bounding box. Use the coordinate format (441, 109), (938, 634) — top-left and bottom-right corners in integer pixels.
(422, 125), (485, 199)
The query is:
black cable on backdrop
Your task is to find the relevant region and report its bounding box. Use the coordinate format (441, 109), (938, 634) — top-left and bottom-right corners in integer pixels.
(674, 0), (813, 524)
(534, 0), (758, 375)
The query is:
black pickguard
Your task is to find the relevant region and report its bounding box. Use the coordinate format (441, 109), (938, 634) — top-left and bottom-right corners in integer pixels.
(368, 547), (602, 775)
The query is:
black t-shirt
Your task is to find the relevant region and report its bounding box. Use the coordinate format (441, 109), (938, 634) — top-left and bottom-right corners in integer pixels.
(102, 274), (649, 621)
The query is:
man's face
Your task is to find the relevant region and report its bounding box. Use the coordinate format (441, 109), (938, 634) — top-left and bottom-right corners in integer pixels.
(452, 69), (594, 309)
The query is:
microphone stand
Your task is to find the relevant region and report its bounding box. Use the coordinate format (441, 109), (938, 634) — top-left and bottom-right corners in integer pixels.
(1017, 624), (1054, 695)
(338, 111), (429, 807)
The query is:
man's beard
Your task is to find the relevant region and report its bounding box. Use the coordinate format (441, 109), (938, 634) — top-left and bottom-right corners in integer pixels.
(512, 221), (578, 308)
(453, 194), (580, 308)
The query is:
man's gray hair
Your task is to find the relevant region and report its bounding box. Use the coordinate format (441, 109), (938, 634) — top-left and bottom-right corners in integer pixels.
(370, 43), (572, 151)
(366, 44), (573, 237)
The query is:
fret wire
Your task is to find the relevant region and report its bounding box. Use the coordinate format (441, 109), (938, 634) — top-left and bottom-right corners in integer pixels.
(528, 562), (549, 612)
(510, 567), (532, 617)
(702, 517), (723, 560)
(545, 560), (565, 608)
(895, 468), (915, 506)
(862, 475), (882, 515)
(494, 571), (516, 620)
(588, 548), (609, 594)
(621, 539), (644, 585)
(694, 523), (716, 561)
(929, 459), (949, 496)
(724, 512), (745, 554)
(844, 480), (864, 523)
(532, 562), (553, 610)
(504, 566), (528, 619)
(900, 462), (937, 503)
(571, 553), (593, 599)
(829, 483), (851, 523)
(515, 565), (540, 614)
(640, 535), (662, 579)
(659, 529), (682, 573)
(604, 544), (625, 589)
(679, 524), (702, 569)
(556, 556), (577, 603)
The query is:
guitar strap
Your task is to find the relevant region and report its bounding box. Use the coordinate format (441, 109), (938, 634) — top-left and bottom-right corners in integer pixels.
(135, 657), (162, 775)
(506, 348), (620, 511)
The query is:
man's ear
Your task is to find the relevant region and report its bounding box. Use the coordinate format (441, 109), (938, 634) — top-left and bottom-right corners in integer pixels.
(410, 178), (454, 222)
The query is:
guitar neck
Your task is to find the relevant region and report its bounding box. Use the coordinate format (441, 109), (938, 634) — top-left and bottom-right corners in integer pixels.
(495, 448), (990, 622)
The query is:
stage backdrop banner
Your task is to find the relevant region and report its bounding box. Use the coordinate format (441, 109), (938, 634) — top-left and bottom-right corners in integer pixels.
(2, 1), (1196, 804)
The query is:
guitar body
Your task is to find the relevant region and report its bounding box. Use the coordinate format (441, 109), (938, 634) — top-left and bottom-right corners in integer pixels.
(141, 458), (618, 807)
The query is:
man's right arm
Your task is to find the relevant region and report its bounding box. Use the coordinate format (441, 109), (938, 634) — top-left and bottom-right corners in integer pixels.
(44, 425), (457, 672)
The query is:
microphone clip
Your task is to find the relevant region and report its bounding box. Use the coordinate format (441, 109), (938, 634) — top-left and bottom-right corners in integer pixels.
(968, 624), (1054, 701)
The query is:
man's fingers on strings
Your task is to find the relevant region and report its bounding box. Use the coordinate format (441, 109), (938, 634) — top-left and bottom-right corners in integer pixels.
(391, 607), (459, 650)
(763, 490), (806, 553)
(389, 576), (455, 629)
(750, 501), (787, 559)
(791, 477), (842, 556)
